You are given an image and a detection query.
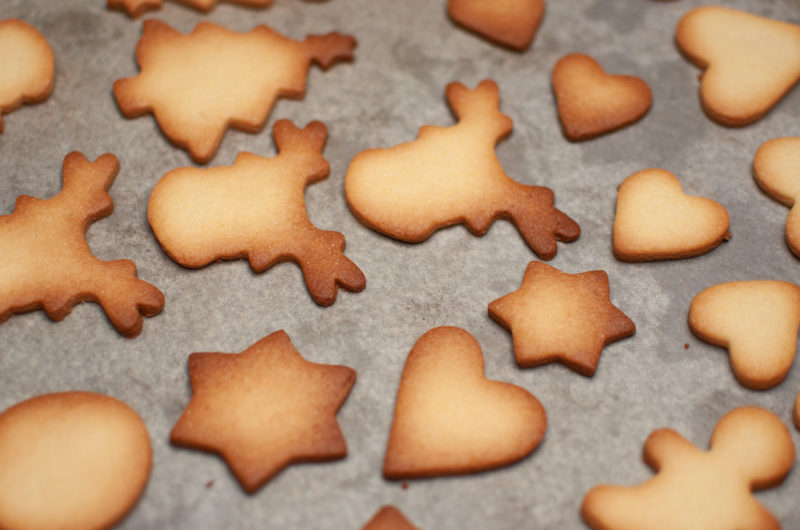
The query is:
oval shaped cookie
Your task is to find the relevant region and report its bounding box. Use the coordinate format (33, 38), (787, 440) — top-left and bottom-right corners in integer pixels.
(0, 392), (152, 530)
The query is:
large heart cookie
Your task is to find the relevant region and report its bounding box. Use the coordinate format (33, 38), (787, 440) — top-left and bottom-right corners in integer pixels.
(676, 6), (800, 126)
(613, 169), (729, 262)
(689, 280), (800, 390)
(552, 53), (651, 141)
(383, 326), (546, 479)
(448, 0), (544, 51)
(754, 137), (800, 257)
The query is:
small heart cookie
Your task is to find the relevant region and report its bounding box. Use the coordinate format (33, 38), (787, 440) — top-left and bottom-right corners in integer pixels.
(383, 326), (546, 479)
(689, 280), (800, 390)
(448, 0), (544, 51)
(552, 53), (652, 141)
(753, 137), (800, 257)
(613, 169), (730, 262)
(676, 6), (800, 126)
(361, 506), (419, 530)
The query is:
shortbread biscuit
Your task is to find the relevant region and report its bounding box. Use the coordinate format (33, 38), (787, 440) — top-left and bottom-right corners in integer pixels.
(613, 169), (730, 262)
(552, 53), (651, 141)
(114, 20), (356, 164)
(170, 330), (356, 493)
(688, 280), (800, 390)
(582, 406), (794, 530)
(362, 505), (420, 530)
(0, 392), (151, 530)
(346, 80), (579, 260)
(794, 392), (800, 430)
(676, 6), (800, 126)
(0, 19), (54, 134)
(148, 120), (365, 306)
(753, 137), (800, 257)
(108, 0), (273, 18)
(448, 0), (544, 51)
(0, 152), (165, 337)
(489, 261), (635, 376)
(383, 326), (546, 479)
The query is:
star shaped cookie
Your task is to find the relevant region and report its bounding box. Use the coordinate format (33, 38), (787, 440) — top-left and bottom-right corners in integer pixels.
(488, 261), (635, 375)
(170, 330), (356, 493)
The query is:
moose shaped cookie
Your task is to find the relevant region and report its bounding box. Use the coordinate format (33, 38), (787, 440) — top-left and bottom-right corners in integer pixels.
(108, 0), (272, 17)
(754, 137), (800, 257)
(448, 0), (545, 51)
(114, 20), (356, 164)
(148, 120), (365, 306)
(0, 152), (164, 337)
(346, 80), (579, 260)
(689, 280), (800, 390)
(676, 6), (800, 126)
(0, 19), (54, 134)
(383, 326), (546, 479)
(582, 406), (795, 530)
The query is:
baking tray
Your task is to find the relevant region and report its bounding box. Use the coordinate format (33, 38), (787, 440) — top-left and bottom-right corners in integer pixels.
(1, 0), (799, 528)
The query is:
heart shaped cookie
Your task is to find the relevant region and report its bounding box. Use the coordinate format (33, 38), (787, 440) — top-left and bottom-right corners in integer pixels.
(613, 169), (729, 262)
(676, 6), (800, 126)
(383, 326), (546, 479)
(689, 280), (800, 390)
(754, 137), (800, 257)
(448, 0), (544, 51)
(552, 54), (652, 141)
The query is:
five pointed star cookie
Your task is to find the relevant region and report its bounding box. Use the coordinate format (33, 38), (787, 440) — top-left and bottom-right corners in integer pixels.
(170, 330), (356, 493)
(488, 261), (635, 375)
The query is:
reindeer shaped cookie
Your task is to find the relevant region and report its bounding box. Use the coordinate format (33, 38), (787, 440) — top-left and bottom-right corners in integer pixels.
(148, 120), (365, 306)
(345, 80), (579, 260)
(0, 152), (165, 337)
(582, 407), (795, 530)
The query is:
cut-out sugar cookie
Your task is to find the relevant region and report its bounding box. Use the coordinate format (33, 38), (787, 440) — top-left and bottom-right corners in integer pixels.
(794, 392), (800, 430)
(383, 326), (546, 479)
(489, 261), (635, 376)
(170, 330), (356, 493)
(613, 168), (730, 262)
(0, 392), (151, 530)
(448, 0), (545, 51)
(552, 53), (652, 141)
(676, 6), (800, 126)
(148, 120), (365, 306)
(362, 505), (420, 530)
(0, 19), (54, 134)
(346, 80), (579, 260)
(582, 406), (794, 530)
(114, 20), (356, 164)
(753, 137), (800, 257)
(0, 152), (165, 337)
(688, 280), (800, 390)
(108, 0), (273, 18)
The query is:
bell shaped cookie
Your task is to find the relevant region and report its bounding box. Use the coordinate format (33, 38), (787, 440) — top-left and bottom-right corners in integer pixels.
(753, 137), (800, 257)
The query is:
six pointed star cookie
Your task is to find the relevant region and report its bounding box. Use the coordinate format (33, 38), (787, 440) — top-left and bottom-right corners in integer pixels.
(488, 261), (635, 376)
(170, 330), (356, 493)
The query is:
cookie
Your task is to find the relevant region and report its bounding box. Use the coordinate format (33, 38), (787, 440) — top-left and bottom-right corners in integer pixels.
(0, 19), (54, 134)
(613, 168), (730, 262)
(675, 6), (800, 126)
(108, 0), (273, 17)
(346, 80), (579, 260)
(488, 261), (635, 376)
(362, 505), (420, 530)
(148, 120), (365, 306)
(0, 152), (165, 337)
(0, 391), (151, 530)
(448, 0), (544, 51)
(114, 20), (356, 164)
(552, 53), (652, 141)
(582, 406), (794, 530)
(383, 326), (546, 479)
(794, 392), (800, 431)
(170, 330), (356, 493)
(688, 280), (800, 390)
(753, 137), (800, 257)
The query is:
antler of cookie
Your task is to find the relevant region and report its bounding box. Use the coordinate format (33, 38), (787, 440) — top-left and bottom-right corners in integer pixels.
(345, 79), (579, 260)
(0, 152), (165, 337)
